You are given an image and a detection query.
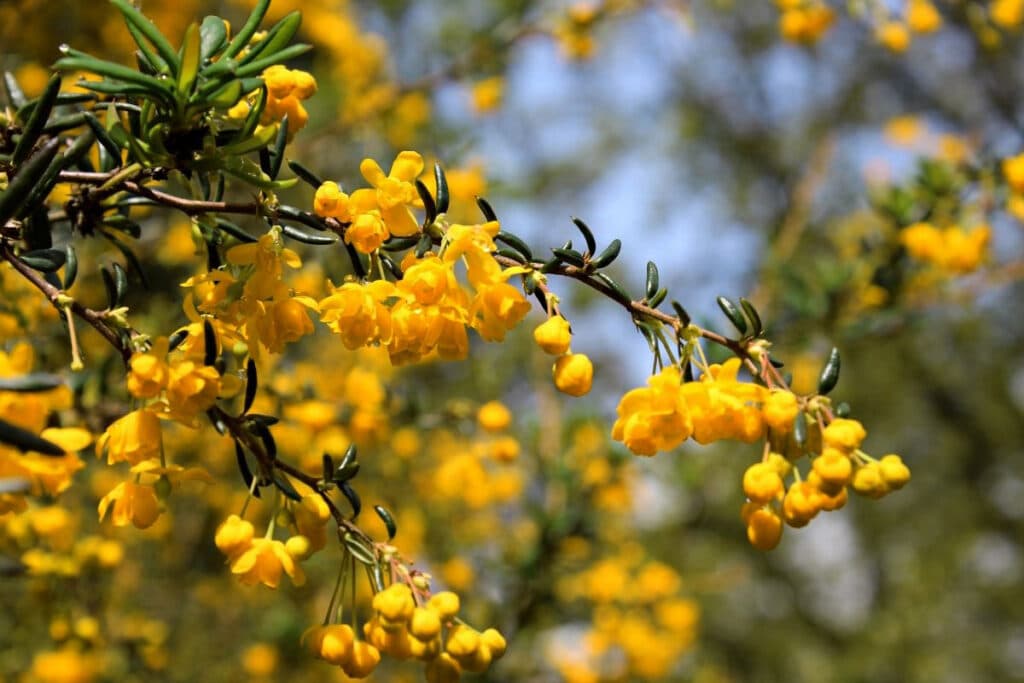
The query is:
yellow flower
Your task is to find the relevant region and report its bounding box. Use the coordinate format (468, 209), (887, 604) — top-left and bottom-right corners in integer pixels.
(470, 76), (504, 114)
(98, 480), (161, 529)
(762, 390), (799, 432)
(318, 624), (355, 665)
(127, 337), (170, 398)
(742, 462), (784, 504)
(345, 188), (391, 253)
(470, 281), (531, 342)
(851, 461), (887, 498)
(877, 21), (911, 53)
(553, 353), (593, 397)
(533, 316), (572, 355)
(341, 640), (380, 678)
(477, 400), (511, 432)
(879, 453), (911, 489)
(409, 607), (442, 641)
(319, 280), (396, 350)
(427, 591), (460, 619)
(230, 538), (306, 588)
(257, 297), (316, 353)
(373, 582), (416, 626)
(313, 181), (352, 220)
(215, 514), (255, 558)
(991, 0), (1024, 29)
(782, 481), (823, 527)
(360, 151), (424, 237)
(96, 409), (162, 465)
(812, 448), (853, 488)
(907, 0), (942, 33)
(611, 365), (690, 455)
(166, 360), (221, 420)
(399, 254), (456, 305)
(821, 418), (866, 453)
(745, 506), (783, 550)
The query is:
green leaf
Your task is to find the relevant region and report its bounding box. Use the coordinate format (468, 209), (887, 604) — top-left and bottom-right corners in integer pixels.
(205, 79), (243, 110)
(234, 43), (312, 79)
(590, 238), (621, 268)
(110, 0), (180, 76)
(374, 505), (397, 541)
(716, 296), (748, 335)
(572, 217), (597, 256)
(53, 56), (173, 101)
(0, 374), (64, 392)
(240, 11), (302, 66)
(223, 0), (271, 59)
(739, 297), (763, 337)
(434, 162), (450, 214)
(63, 244), (78, 289)
(177, 22), (201, 96)
(817, 347), (841, 396)
(199, 16), (228, 62)
(203, 319), (217, 366)
(286, 159), (323, 188)
(343, 532), (376, 565)
(0, 138), (61, 225)
(476, 196), (497, 222)
(243, 358), (257, 415)
(495, 232), (533, 260)
(234, 441), (260, 497)
(645, 261), (660, 300)
(415, 179), (436, 225)
(340, 482), (361, 519)
(18, 248), (65, 274)
(274, 473), (302, 502)
(3, 71), (27, 108)
(0, 418), (65, 456)
(12, 73), (60, 165)
(267, 114), (288, 180)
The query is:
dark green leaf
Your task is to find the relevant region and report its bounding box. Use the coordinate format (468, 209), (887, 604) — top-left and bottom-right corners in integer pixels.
(645, 261), (660, 300)
(63, 244), (78, 290)
(12, 73), (60, 165)
(203, 319), (217, 366)
(590, 238), (621, 268)
(716, 296), (748, 335)
(243, 358), (257, 414)
(18, 248), (66, 273)
(112, 262), (128, 304)
(286, 160), (323, 188)
(0, 374), (63, 392)
(374, 505), (397, 541)
(817, 347), (841, 395)
(572, 217), (597, 256)
(739, 297), (763, 337)
(671, 300), (691, 326)
(793, 411), (807, 447)
(0, 418), (65, 456)
(495, 231), (532, 260)
(274, 473), (302, 501)
(340, 481), (361, 519)
(234, 440), (260, 497)
(476, 196), (497, 222)
(434, 162), (449, 214)
(0, 138), (61, 225)
(280, 223), (336, 245)
(552, 247), (585, 267)
(415, 179), (436, 225)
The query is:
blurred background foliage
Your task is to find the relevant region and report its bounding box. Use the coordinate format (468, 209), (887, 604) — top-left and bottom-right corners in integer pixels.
(1, 1), (1023, 682)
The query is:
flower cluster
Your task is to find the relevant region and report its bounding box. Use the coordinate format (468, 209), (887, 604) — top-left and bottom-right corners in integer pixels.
(776, 0), (836, 45)
(612, 354), (911, 550)
(0, 343), (88, 515)
(228, 65), (317, 138)
(900, 221), (990, 274)
(534, 315), (594, 397)
(555, 552), (699, 681)
(308, 582), (505, 680)
(742, 418), (910, 550)
(611, 359), (766, 457)
(315, 158), (533, 365)
(214, 514), (306, 589)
